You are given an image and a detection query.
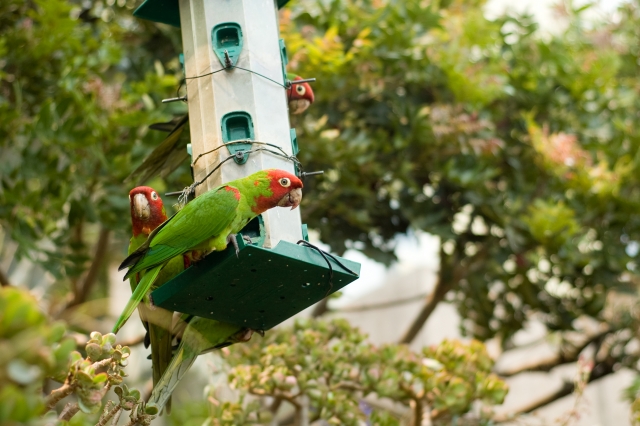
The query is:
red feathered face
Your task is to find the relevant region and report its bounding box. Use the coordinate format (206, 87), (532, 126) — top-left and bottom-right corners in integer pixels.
(253, 170), (304, 214)
(287, 76), (315, 115)
(129, 186), (168, 236)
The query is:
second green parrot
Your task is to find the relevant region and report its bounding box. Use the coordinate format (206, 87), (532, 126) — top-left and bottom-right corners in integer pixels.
(127, 186), (187, 412)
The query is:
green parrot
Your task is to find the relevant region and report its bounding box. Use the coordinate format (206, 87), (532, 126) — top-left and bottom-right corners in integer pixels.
(126, 73), (314, 185)
(113, 169), (304, 334)
(146, 317), (259, 412)
(127, 186), (187, 412)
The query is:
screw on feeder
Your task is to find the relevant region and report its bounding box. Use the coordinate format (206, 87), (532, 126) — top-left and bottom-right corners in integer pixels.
(286, 77), (316, 88)
(162, 95), (188, 103)
(301, 170), (324, 178)
(223, 50), (232, 68)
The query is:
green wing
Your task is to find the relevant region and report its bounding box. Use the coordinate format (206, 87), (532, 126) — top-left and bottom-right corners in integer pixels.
(124, 187), (240, 278)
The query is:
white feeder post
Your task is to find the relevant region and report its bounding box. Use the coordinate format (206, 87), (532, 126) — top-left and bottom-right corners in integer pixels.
(178, 0), (301, 248)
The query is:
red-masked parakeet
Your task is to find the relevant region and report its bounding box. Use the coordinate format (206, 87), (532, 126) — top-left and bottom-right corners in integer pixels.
(128, 186), (187, 412)
(112, 169), (303, 334)
(286, 73), (315, 115)
(126, 74), (314, 185)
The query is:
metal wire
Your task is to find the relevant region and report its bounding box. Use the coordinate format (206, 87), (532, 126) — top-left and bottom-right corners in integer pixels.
(184, 64), (287, 89)
(174, 141), (303, 208)
(182, 63), (312, 94)
(296, 240), (359, 297)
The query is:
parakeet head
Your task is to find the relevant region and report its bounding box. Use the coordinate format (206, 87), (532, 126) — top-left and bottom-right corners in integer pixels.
(247, 169), (303, 214)
(129, 186), (168, 236)
(287, 75), (315, 115)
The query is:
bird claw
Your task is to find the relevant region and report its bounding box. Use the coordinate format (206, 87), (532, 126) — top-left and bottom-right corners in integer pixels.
(242, 235), (253, 245)
(148, 294), (157, 310)
(227, 234), (240, 258)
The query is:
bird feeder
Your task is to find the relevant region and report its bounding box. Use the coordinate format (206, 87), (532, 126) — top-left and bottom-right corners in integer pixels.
(132, 0), (360, 330)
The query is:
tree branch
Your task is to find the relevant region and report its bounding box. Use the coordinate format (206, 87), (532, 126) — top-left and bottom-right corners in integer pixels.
(336, 292), (430, 313)
(398, 274), (453, 344)
(311, 297), (329, 317)
(496, 328), (610, 377)
(96, 401), (121, 426)
(44, 380), (76, 411)
(398, 244), (487, 344)
(411, 399), (423, 426)
(75, 333), (145, 351)
(249, 389), (301, 409)
(68, 227), (111, 308)
(494, 357), (616, 423)
(118, 334), (146, 348)
(0, 266), (11, 287)
(59, 402), (80, 421)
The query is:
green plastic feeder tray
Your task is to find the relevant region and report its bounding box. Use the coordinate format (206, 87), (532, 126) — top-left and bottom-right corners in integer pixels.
(150, 234), (360, 331)
(134, 0), (292, 28)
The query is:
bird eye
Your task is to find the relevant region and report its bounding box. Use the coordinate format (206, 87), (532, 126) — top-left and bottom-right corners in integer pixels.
(296, 85), (306, 95)
(151, 191), (158, 200)
(279, 178), (291, 187)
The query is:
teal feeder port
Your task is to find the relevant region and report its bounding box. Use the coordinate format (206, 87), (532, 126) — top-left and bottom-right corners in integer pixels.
(212, 23), (243, 68)
(221, 111), (254, 164)
(290, 128), (299, 156)
(134, 0), (292, 28)
(150, 232), (360, 331)
(290, 128), (301, 177)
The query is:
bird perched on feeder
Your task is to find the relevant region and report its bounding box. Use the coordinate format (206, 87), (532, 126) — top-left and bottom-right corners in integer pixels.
(146, 317), (258, 413)
(125, 73), (315, 185)
(113, 169), (303, 334)
(286, 73), (315, 115)
(127, 186), (187, 412)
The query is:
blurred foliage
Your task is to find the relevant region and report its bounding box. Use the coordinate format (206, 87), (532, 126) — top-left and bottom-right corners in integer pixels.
(0, 287), (154, 425)
(211, 318), (507, 425)
(0, 286), (75, 424)
(628, 378), (640, 426)
(0, 0), (188, 301)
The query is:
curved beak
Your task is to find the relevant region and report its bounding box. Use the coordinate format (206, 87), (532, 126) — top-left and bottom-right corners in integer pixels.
(277, 187), (302, 210)
(133, 193), (150, 220)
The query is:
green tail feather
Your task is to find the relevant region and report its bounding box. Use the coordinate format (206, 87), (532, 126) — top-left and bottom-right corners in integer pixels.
(112, 265), (163, 334)
(147, 343), (197, 413)
(146, 318), (246, 413)
(148, 308), (174, 413)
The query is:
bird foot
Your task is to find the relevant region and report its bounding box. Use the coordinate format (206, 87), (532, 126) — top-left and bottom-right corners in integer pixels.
(189, 249), (208, 263)
(227, 234), (240, 258)
(242, 234), (253, 245)
(148, 294), (157, 310)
